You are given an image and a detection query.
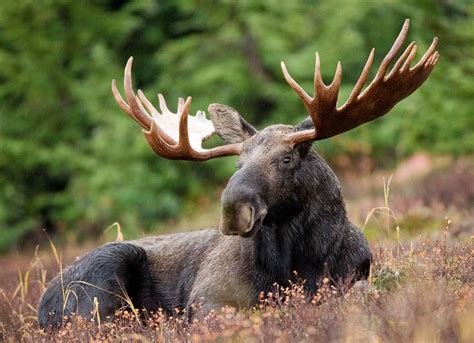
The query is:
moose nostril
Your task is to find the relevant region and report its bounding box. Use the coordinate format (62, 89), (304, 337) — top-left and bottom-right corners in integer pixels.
(219, 203), (256, 235)
(242, 206), (255, 233)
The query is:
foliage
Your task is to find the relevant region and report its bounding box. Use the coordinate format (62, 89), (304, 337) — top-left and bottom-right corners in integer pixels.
(0, 0), (473, 251)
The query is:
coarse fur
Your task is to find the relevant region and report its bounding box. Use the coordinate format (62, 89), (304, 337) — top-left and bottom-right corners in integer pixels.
(38, 108), (371, 328)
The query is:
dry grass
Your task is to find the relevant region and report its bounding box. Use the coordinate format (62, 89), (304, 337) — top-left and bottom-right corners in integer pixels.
(0, 235), (472, 342)
(0, 157), (473, 342)
(345, 156), (474, 240)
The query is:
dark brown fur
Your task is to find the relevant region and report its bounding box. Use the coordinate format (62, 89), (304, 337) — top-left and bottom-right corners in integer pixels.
(38, 107), (371, 328)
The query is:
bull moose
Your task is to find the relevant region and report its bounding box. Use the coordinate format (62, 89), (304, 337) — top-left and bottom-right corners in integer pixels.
(38, 20), (438, 328)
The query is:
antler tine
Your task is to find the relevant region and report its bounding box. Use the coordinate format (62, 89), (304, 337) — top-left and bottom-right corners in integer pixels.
(141, 95), (199, 159)
(330, 61), (343, 89)
(281, 61), (313, 104)
(137, 90), (160, 117)
(129, 79), (175, 145)
(386, 42), (416, 79)
(314, 53), (342, 93)
(313, 52), (323, 99)
(326, 59), (342, 106)
(123, 57), (153, 129)
(429, 51), (439, 66)
(400, 44), (418, 72)
(134, 93), (176, 146)
(157, 93), (173, 116)
(413, 37), (438, 70)
(315, 54), (342, 122)
(343, 48), (375, 107)
(137, 93), (174, 141)
(177, 97), (185, 114)
(177, 97), (193, 150)
(111, 79), (131, 115)
(373, 19), (410, 83)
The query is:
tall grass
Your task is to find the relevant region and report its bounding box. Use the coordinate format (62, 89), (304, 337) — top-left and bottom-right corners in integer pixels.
(0, 179), (472, 342)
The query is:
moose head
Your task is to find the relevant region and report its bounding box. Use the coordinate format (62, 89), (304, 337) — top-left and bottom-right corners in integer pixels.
(112, 19), (438, 237)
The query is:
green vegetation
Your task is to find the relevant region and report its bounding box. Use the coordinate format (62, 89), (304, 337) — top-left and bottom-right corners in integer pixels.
(0, 0), (473, 251)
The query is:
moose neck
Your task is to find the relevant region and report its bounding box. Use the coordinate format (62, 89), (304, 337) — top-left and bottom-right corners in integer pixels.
(249, 151), (348, 290)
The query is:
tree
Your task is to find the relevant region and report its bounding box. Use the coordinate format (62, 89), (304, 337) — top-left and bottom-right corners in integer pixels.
(0, 0), (472, 252)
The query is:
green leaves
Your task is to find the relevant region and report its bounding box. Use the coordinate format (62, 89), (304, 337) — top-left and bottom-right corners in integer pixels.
(0, 0), (472, 252)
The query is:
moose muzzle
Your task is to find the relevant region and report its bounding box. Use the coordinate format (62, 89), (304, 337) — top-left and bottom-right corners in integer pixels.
(219, 171), (268, 237)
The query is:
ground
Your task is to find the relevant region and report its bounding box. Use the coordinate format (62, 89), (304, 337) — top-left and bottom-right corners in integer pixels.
(0, 155), (472, 342)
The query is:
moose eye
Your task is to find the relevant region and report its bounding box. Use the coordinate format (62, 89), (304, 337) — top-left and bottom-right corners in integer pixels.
(282, 156), (292, 164)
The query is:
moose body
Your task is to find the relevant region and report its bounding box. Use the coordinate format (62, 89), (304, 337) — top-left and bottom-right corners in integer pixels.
(39, 146), (370, 328)
(38, 20), (438, 328)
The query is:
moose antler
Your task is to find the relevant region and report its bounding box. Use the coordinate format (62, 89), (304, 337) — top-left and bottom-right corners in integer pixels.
(112, 57), (242, 160)
(281, 19), (439, 144)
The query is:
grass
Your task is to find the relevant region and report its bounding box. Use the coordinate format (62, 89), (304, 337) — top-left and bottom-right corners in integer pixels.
(0, 157), (473, 342)
(0, 236), (471, 342)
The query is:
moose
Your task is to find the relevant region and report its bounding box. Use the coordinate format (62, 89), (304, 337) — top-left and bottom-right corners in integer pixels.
(38, 20), (438, 328)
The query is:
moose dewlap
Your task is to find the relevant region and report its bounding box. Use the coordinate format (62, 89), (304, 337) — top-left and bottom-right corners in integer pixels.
(38, 19), (438, 328)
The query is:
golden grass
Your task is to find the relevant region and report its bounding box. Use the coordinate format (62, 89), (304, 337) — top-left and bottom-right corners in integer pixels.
(0, 163), (473, 342)
(0, 225), (472, 342)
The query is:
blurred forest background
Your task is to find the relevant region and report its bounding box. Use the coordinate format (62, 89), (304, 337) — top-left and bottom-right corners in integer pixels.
(0, 0), (472, 253)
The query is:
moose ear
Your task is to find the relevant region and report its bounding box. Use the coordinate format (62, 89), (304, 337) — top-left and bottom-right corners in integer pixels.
(208, 104), (257, 144)
(295, 117), (313, 131)
(295, 141), (314, 158)
(294, 119), (315, 157)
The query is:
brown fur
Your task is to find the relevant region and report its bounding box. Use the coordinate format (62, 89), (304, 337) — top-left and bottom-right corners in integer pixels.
(38, 109), (371, 329)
